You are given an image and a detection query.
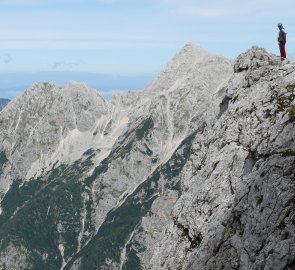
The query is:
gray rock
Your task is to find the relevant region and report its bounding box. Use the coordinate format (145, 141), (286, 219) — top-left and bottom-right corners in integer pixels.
(0, 45), (294, 270)
(148, 46), (295, 270)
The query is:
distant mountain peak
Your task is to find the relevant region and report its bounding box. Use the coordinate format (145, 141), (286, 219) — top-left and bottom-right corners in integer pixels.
(1, 45), (294, 270)
(144, 42), (233, 94)
(0, 81), (109, 180)
(179, 42), (210, 56)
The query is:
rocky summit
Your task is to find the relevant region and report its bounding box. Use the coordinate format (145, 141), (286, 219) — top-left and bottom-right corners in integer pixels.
(0, 44), (294, 270)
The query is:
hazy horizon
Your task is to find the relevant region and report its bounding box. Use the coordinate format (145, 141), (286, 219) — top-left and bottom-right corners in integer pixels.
(0, 71), (154, 100)
(1, 0), (294, 100)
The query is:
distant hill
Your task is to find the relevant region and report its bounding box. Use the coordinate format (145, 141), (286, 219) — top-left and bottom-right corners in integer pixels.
(0, 72), (153, 100)
(0, 98), (10, 111)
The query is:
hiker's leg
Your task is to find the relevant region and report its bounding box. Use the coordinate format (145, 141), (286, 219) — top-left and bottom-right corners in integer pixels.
(282, 44), (286, 58)
(280, 43), (286, 58)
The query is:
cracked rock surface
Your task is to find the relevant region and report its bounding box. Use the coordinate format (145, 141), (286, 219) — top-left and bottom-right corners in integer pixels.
(0, 45), (294, 270)
(147, 47), (295, 270)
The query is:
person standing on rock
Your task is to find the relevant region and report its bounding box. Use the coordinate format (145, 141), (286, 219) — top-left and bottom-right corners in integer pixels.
(278, 23), (287, 60)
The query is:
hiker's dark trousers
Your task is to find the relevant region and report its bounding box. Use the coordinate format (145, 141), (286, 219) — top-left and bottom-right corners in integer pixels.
(279, 42), (286, 58)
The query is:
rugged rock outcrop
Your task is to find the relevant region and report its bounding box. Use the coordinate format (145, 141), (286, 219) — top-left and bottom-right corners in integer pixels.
(147, 47), (295, 270)
(0, 45), (294, 270)
(0, 82), (109, 195)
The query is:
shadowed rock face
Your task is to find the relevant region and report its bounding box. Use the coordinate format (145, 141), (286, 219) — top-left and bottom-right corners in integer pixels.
(0, 45), (294, 270)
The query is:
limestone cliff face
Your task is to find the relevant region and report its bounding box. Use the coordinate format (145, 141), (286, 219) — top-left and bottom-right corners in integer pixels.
(0, 45), (294, 270)
(0, 81), (109, 197)
(146, 47), (295, 270)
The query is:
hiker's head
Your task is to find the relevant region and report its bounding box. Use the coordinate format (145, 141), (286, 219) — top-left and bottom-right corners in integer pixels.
(278, 23), (284, 29)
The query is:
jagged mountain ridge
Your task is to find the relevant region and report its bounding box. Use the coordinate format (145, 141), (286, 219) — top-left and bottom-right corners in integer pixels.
(148, 47), (295, 270)
(0, 44), (294, 270)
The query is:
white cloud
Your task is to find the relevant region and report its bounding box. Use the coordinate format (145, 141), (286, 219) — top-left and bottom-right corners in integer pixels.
(172, 7), (229, 18)
(0, 25), (188, 49)
(0, 38), (184, 49)
(156, 0), (295, 19)
(0, 53), (13, 64)
(0, 0), (294, 74)
(51, 61), (81, 69)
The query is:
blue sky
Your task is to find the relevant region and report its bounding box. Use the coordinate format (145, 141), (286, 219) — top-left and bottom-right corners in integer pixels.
(0, 0), (294, 98)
